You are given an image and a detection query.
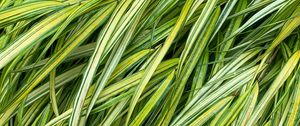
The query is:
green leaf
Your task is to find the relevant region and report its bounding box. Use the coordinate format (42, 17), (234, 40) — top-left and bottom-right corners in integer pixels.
(189, 96), (233, 126)
(49, 69), (59, 116)
(284, 68), (300, 125)
(0, 1), (68, 27)
(247, 50), (300, 125)
(0, 2), (115, 118)
(130, 71), (175, 126)
(0, 5), (76, 70)
(84, 0), (151, 121)
(263, 5), (300, 55)
(126, 0), (194, 125)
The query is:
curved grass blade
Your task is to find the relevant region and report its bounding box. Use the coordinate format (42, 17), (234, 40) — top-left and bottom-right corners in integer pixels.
(0, 5), (75, 70)
(130, 71), (174, 126)
(209, 0), (238, 42)
(49, 69), (59, 116)
(285, 69), (300, 125)
(236, 83), (259, 126)
(247, 50), (300, 126)
(126, 0), (194, 124)
(84, 0), (151, 120)
(101, 98), (129, 126)
(173, 64), (264, 125)
(212, 0), (246, 73)
(223, 0), (286, 43)
(0, 3), (115, 118)
(69, 0), (159, 124)
(0, 1), (68, 27)
(172, 3), (223, 123)
(37, 0), (108, 60)
(263, 6), (300, 56)
(214, 88), (251, 126)
(189, 96), (233, 126)
(45, 59), (178, 125)
(227, 0), (273, 19)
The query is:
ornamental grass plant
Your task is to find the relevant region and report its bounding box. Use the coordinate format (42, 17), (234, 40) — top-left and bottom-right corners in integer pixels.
(0, 0), (300, 125)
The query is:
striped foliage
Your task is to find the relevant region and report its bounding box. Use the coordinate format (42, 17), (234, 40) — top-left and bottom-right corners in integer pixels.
(0, 0), (300, 125)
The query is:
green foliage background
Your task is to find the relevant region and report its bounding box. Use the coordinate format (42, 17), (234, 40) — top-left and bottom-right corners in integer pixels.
(0, 0), (299, 125)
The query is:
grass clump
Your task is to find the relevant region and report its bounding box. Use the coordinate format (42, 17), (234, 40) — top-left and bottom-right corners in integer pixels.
(0, 0), (300, 125)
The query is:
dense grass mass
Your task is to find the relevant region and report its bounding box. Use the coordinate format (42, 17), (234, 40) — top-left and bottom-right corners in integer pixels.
(0, 0), (300, 125)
